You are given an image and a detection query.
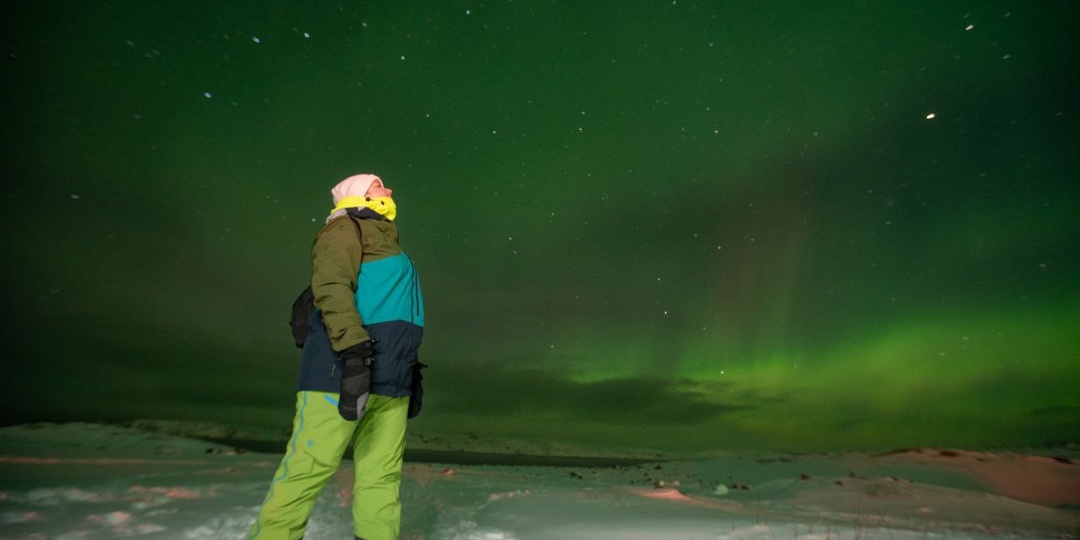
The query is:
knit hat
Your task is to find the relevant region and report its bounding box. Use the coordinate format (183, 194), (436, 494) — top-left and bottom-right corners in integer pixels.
(327, 174), (381, 222)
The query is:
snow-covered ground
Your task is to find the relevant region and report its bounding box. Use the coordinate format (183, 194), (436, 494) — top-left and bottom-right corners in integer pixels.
(1, 423), (1076, 539)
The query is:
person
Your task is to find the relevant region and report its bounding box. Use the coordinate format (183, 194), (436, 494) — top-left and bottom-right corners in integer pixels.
(250, 173), (425, 540)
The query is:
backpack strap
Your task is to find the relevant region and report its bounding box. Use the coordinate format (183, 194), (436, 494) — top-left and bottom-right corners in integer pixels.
(347, 216), (364, 244)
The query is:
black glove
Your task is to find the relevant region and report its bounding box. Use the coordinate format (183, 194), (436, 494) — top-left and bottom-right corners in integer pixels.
(338, 340), (373, 421)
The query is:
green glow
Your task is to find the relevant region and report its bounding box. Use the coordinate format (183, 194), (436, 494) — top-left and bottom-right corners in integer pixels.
(2, 1), (1077, 453)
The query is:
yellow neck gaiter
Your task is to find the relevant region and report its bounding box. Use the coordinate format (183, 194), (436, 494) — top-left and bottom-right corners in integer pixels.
(331, 196), (397, 221)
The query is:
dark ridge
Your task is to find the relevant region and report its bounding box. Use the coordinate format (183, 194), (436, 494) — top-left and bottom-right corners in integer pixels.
(199, 436), (661, 468)
(403, 448), (661, 468)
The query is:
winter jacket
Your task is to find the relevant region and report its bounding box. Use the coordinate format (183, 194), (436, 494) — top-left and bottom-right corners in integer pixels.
(296, 208), (424, 398)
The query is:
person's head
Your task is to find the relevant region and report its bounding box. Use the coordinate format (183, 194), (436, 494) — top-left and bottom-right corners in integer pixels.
(327, 173), (397, 223)
(366, 177), (392, 198)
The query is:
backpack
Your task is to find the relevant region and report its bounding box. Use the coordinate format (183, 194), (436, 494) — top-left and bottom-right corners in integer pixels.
(290, 286), (315, 348)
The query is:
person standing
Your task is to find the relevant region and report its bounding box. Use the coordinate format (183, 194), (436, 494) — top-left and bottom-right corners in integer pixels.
(250, 173), (425, 540)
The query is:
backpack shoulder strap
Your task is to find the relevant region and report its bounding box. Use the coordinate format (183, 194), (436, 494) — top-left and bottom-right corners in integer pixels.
(347, 216), (364, 243)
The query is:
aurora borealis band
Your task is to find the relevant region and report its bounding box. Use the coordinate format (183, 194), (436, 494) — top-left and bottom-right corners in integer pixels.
(1, 1), (1077, 453)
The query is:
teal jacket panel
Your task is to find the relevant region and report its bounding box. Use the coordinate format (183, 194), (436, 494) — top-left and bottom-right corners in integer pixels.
(356, 252), (425, 328)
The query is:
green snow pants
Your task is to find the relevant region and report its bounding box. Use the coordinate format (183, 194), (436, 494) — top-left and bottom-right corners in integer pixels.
(249, 391), (409, 540)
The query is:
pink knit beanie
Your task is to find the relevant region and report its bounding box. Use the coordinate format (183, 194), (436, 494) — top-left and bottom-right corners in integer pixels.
(331, 174), (381, 205)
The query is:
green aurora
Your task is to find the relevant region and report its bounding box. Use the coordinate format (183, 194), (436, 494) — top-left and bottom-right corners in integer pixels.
(2, 1), (1077, 453)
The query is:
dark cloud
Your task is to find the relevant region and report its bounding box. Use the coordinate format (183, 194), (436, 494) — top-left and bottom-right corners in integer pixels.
(1029, 405), (1080, 418)
(431, 367), (754, 425)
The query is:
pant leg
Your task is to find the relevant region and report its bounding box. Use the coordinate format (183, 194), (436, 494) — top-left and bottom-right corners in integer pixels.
(250, 391), (359, 540)
(351, 394), (409, 540)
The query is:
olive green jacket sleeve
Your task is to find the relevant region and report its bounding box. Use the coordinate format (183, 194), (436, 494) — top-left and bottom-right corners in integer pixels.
(311, 217), (370, 351)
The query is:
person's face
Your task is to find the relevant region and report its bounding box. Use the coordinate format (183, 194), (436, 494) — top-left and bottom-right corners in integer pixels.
(366, 179), (393, 198)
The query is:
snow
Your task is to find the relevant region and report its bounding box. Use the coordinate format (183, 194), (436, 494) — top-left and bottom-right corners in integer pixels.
(0, 423), (1076, 540)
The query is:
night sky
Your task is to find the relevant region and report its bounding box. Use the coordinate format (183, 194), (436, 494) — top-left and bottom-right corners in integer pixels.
(2, 1), (1077, 453)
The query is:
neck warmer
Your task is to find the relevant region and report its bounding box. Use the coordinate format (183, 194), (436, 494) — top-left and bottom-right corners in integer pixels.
(328, 196), (397, 222)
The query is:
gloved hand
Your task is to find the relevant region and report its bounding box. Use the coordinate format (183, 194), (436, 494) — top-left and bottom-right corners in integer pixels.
(338, 340), (374, 421)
